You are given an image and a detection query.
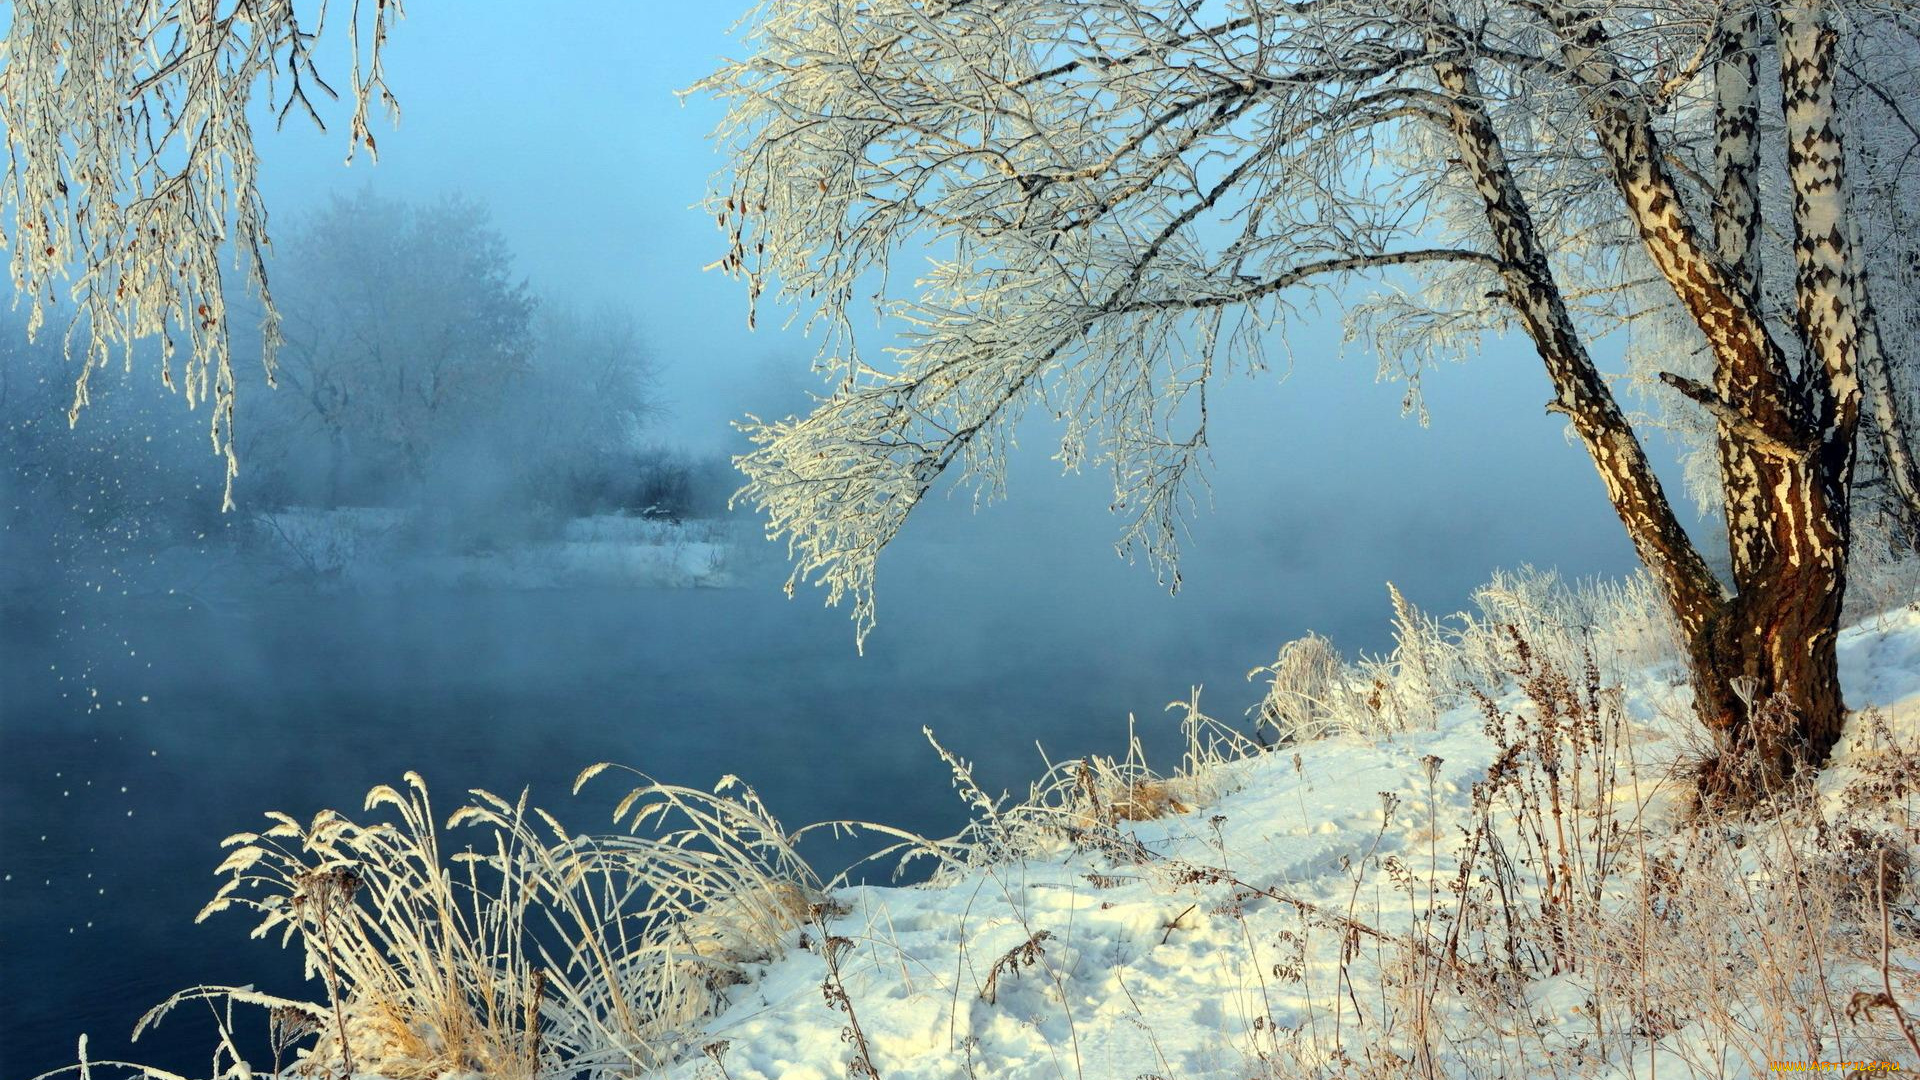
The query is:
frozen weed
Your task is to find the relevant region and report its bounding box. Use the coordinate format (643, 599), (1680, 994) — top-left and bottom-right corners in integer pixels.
(100, 769), (822, 1080)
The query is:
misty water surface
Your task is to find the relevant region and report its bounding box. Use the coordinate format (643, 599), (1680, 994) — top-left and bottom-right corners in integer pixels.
(0, 290), (1659, 1080)
(0, 576), (1314, 1078)
(0, 473), (1638, 1080)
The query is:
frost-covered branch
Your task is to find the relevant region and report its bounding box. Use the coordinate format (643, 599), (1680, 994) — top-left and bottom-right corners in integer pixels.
(701, 0), (1920, 797)
(0, 0), (402, 506)
(699, 0), (1545, 642)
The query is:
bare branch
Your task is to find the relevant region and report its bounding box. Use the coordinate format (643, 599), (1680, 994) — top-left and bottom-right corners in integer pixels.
(1657, 371), (1806, 462)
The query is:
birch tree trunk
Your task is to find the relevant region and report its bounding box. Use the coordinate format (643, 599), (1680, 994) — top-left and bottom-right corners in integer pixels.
(1440, 3), (1867, 802)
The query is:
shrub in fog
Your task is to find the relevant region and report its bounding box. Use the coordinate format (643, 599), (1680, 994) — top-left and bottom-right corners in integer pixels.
(245, 195), (677, 539)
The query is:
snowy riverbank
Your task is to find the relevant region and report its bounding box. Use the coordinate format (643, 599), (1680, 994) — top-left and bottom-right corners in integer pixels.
(251, 508), (741, 590)
(653, 603), (1920, 1079)
(52, 575), (1920, 1080)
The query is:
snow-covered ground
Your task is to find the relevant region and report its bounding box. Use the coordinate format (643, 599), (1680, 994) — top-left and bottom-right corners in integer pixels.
(64, 582), (1920, 1080)
(253, 508), (738, 590)
(654, 604), (1920, 1080)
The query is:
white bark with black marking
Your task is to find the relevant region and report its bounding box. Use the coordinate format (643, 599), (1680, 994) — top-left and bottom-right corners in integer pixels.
(1430, 42), (1723, 641)
(1782, 0), (1865, 503)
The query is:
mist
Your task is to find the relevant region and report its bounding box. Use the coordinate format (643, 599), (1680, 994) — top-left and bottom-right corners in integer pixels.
(0, 6), (1689, 1080)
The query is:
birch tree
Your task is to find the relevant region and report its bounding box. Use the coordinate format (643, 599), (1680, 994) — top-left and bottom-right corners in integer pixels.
(1835, 16), (1920, 541)
(1610, 7), (1920, 550)
(696, 0), (1920, 802)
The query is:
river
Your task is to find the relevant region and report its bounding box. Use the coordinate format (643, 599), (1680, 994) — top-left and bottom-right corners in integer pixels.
(1, 471), (1636, 1078)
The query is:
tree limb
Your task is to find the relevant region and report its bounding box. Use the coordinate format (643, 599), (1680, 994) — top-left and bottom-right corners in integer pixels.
(1657, 371), (1807, 462)
(1116, 248), (1500, 313)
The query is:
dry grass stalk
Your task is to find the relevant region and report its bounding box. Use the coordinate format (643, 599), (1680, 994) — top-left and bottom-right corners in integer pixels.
(114, 768), (825, 1080)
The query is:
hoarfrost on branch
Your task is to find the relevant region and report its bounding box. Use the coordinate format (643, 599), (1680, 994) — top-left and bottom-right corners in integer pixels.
(0, 0), (402, 506)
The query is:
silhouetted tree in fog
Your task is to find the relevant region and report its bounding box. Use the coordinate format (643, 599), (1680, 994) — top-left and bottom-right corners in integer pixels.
(253, 191), (536, 506)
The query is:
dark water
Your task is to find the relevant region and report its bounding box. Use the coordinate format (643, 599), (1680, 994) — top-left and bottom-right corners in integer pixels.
(1, 456), (1639, 1079)
(0, 578), (1307, 1080)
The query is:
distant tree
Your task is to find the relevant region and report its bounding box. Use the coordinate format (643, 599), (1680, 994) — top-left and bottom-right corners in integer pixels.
(0, 5), (663, 521)
(506, 301), (659, 509)
(693, 1), (1920, 802)
(252, 191), (537, 505)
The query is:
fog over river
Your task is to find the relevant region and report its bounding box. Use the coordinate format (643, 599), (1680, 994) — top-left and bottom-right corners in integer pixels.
(0, 6), (1664, 1074)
